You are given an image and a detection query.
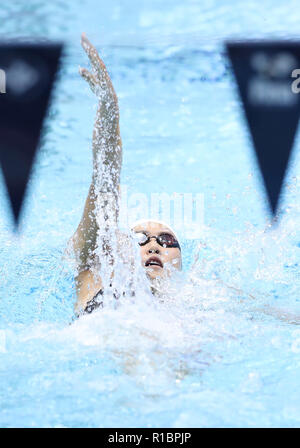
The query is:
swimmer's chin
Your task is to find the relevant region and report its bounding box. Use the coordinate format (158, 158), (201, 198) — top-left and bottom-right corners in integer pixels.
(145, 265), (164, 280)
(145, 264), (176, 281)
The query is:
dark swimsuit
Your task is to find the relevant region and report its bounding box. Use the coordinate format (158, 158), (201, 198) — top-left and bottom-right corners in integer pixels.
(83, 283), (134, 315)
(83, 289), (104, 314)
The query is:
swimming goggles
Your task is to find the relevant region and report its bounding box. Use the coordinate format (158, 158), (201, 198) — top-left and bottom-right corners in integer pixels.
(135, 232), (181, 250)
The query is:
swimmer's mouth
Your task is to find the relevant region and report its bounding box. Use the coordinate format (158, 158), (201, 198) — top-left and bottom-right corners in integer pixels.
(145, 256), (163, 268)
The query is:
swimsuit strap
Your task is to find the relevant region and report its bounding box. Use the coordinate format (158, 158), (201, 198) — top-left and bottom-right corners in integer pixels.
(82, 282), (135, 316)
(83, 289), (104, 314)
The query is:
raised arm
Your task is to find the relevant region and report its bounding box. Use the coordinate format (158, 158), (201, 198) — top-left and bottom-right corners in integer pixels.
(72, 33), (122, 310)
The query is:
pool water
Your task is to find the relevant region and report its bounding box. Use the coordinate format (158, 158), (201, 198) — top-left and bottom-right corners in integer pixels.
(0, 0), (299, 428)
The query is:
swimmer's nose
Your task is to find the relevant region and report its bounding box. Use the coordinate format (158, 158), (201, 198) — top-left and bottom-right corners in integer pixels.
(148, 248), (160, 254)
(147, 243), (160, 255)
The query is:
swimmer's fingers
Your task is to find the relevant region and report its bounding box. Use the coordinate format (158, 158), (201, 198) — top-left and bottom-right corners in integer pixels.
(81, 33), (99, 66)
(81, 33), (115, 95)
(79, 66), (98, 95)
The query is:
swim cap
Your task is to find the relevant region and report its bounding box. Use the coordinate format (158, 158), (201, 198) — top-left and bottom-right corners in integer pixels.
(130, 219), (180, 244)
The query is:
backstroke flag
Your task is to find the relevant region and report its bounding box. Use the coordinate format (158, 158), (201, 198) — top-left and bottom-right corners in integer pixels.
(0, 42), (63, 227)
(227, 41), (300, 216)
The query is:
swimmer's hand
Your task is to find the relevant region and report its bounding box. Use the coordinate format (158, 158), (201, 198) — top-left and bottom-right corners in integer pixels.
(79, 33), (117, 105)
(79, 33), (122, 186)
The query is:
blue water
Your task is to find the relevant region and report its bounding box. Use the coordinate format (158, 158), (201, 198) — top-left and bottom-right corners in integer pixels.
(0, 0), (299, 428)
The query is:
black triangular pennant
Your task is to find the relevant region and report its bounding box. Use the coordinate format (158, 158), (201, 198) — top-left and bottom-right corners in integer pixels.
(226, 41), (300, 216)
(0, 42), (63, 228)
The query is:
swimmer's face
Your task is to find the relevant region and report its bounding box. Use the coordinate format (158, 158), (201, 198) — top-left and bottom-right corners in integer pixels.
(133, 221), (182, 280)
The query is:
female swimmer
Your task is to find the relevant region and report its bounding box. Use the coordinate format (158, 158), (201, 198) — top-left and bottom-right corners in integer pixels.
(71, 34), (182, 315)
